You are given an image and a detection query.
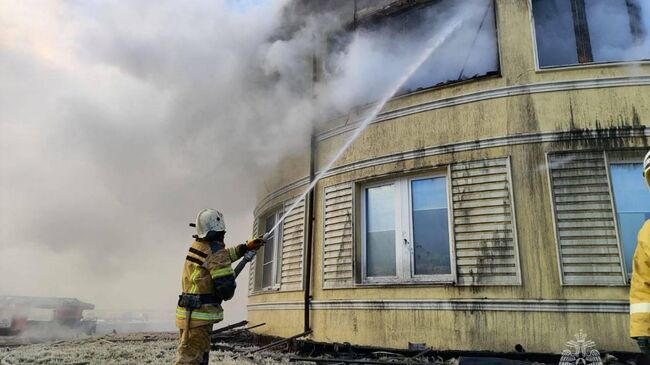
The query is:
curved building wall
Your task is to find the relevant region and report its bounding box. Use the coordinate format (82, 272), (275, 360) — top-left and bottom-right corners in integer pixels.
(247, 0), (650, 352)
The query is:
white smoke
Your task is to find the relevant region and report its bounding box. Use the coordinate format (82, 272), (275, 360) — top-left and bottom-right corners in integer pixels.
(317, 0), (496, 114)
(0, 0), (497, 324)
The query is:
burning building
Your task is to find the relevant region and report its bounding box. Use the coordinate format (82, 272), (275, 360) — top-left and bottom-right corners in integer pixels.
(247, 0), (650, 352)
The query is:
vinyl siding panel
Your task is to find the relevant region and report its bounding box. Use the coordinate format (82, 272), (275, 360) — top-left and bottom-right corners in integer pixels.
(280, 198), (305, 290)
(323, 183), (354, 289)
(451, 157), (521, 285)
(547, 151), (625, 285)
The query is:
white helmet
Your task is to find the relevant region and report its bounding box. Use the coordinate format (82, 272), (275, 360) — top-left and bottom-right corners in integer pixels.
(644, 151), (650, 190)
(195, 208), (226, 239)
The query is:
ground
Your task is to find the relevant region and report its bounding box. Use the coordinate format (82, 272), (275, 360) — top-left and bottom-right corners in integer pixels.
(3, 331), (632, 365)
(0, 332), (293, 365)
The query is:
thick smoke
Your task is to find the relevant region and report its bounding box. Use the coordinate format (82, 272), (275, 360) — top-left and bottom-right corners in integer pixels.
(317, 0), (496, 114)
(1, 0), (497, 327)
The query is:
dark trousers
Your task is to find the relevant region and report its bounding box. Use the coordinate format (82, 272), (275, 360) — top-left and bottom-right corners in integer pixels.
(638, 338), (650, 365)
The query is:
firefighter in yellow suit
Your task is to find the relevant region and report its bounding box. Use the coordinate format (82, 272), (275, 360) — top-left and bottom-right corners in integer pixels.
(631, 151), (650, 356)
(174, 208), (265, 365)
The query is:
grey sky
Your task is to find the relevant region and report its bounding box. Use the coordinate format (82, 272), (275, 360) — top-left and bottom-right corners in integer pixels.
(0, 0), (534, 325)
(0, 0), (301, 322)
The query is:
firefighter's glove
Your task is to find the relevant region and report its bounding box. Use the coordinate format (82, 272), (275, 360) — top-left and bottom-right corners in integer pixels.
(246, 236), (266, 251)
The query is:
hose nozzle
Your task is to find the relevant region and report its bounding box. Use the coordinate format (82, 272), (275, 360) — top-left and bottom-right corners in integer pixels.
(262, 232), (271, 241)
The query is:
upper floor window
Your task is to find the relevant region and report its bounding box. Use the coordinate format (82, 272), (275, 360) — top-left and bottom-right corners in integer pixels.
(257, 209), (283, 290)
(610, 163), (650, 277)
(361, 175), (453, 283)
(532, 0), (650, 68)
(325, 0), (499, 105)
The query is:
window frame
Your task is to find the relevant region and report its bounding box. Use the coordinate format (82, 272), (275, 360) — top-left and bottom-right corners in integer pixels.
(360, 171), (455, 285)
(257, 208), (284, 291)
(545, 149), (636, 286)
(528, 0), (650, 71)
(406, 174), (456, 283)
(324, 0), (502, 100)
(606, 153), (646, 282)
(360, 180), (401, 284)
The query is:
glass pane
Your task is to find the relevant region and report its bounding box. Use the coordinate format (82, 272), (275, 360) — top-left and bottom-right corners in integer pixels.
(411, 178), (451, 275)
(586, 0), (647, 62)
(324, 0), (499, 103)
(262, 214), (276, 288)
(533, 0), (650, 67)
(263, 215), (275, 265)
(610, 163), (650, 274)
(262, 263), (273, 288)
(399, 0), (498, 93)
(532, 0), (578, 67)
(275, 214), (283, 286)
(366, 185), (396, 277)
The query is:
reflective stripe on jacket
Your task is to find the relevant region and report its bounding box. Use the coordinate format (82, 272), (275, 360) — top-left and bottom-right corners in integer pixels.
(175, 241), (246, 329)
(631, 221), (650, 338)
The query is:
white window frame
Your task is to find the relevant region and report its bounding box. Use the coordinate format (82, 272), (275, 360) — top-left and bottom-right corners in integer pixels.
(360, 173), (455, 284)
(361, 180), (401, 284)
(259, 209), (283, 290)
(606, 155), (645, 282)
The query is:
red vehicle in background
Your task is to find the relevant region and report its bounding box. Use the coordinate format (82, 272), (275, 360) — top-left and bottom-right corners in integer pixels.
(0, 315), (27, 336)
(0, 296), (95, 336)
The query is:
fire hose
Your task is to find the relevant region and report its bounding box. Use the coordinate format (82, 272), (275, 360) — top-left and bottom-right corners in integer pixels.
(233, 231), (270, 280)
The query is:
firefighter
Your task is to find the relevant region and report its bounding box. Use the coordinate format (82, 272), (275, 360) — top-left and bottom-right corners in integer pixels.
(631, 151), (650, 356)
(174, 208), (265, 365)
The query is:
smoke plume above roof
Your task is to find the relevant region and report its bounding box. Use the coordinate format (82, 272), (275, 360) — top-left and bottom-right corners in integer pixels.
(0, 0), (506, 322)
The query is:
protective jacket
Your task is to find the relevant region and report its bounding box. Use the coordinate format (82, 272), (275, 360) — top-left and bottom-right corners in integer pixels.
(630, 221), (650, 337)
(175, 240), (247, 329)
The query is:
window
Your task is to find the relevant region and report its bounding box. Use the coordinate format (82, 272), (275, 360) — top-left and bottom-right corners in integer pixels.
(325, 0), (499, 104)
(532, 0), (650, 68)
(257, 209), (283, 290)
(361, 175), (453, 283)
(610, 163), (650, 276)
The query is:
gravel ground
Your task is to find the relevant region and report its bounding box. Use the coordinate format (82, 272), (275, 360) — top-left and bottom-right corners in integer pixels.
(0, 332), (292, 364)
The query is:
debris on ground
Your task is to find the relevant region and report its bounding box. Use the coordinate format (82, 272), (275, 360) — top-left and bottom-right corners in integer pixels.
(0, 328), (640, 365)
(0, 332), (290, 365)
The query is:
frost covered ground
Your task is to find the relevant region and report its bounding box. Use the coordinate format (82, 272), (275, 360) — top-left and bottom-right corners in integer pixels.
(0, 332), (293, 364)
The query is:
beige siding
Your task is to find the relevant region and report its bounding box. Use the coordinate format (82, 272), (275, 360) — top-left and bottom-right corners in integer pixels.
(281, 198), (305, 290)
(246, 0), (650, 350)
(547, 152), (625, 285)
(249, 219), (259, 294)
(323, 183), (354, 289)
(451, 157), (521, 285)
